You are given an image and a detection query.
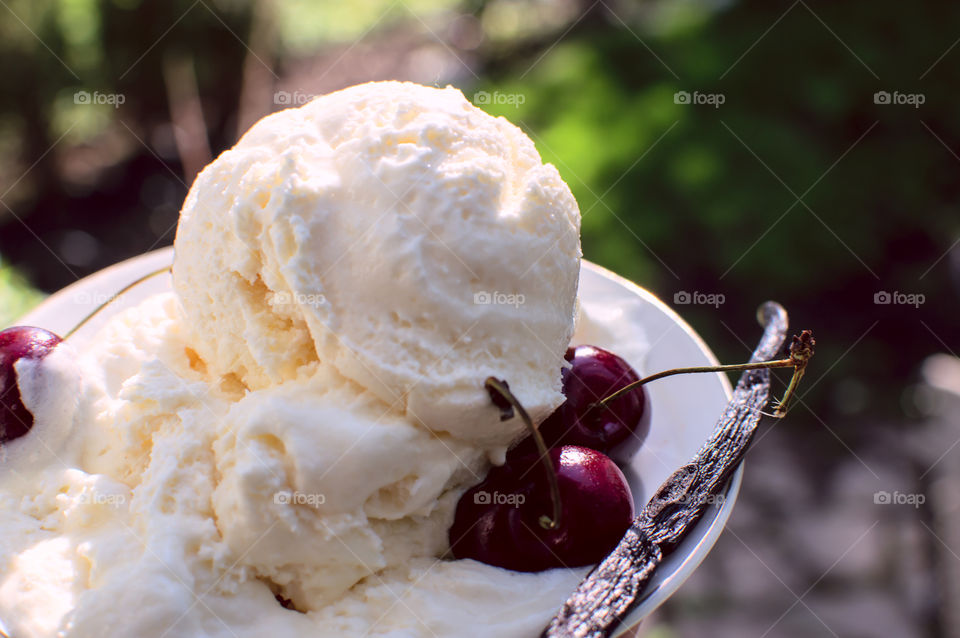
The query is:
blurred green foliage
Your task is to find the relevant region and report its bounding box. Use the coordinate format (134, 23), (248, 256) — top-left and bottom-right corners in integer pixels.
(0, 0), (957, 432)
(475, 0), (960, 427)
(0, 266), (45, 327)
(277, 0), (460, 54)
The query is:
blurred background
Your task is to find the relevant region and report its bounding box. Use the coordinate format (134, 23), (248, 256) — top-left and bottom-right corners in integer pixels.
(1, 0), (959, 636)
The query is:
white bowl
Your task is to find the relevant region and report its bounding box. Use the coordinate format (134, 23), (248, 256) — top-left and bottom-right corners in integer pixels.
(15, 248), (737, 636)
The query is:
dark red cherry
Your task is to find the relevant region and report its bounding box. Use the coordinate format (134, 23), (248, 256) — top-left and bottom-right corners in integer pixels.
(0, 326), (62, 443)
(512, 345), (650, 461)
(449, 445), (634, 572)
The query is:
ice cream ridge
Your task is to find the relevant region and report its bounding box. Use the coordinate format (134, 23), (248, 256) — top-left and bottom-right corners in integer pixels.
(0, 81), (592, 638)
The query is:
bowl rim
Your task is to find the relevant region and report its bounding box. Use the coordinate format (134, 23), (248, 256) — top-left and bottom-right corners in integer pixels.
(579, 260), (738, 634)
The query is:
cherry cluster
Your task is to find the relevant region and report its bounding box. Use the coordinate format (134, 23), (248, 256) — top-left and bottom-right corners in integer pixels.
(449, 345), (649, 572)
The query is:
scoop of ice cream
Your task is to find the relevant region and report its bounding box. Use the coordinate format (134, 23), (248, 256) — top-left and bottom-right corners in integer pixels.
(0, 81), (589, 637)
(0, 274), (657, 638)
(59, 294), (487, 612)
(211, 366), (485, 609)
(172, 81), (581, 450)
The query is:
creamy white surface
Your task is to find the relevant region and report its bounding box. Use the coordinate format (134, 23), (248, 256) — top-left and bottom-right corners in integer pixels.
(0, 293), (631, 638)
(173, 81), (582, 452)
(0, 82), (599, 637)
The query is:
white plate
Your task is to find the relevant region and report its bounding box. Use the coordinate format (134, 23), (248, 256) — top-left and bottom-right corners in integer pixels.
(15, 248), (737, 636)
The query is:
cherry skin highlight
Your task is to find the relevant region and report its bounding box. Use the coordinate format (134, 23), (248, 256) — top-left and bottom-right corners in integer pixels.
(513, 345), (650, 461)
(449, 445), (635, 572)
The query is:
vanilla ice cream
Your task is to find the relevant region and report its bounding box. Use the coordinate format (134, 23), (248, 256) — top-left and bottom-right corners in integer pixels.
(0, 82), (594, 638)
(173, 81), (581, 450)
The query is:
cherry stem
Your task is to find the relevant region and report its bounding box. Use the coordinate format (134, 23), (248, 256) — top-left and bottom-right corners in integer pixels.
(598, 359), (793, 406)
(484, 377), (562, 530)
(64, 266), (172, 340)
(595, 329), (815, 419)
